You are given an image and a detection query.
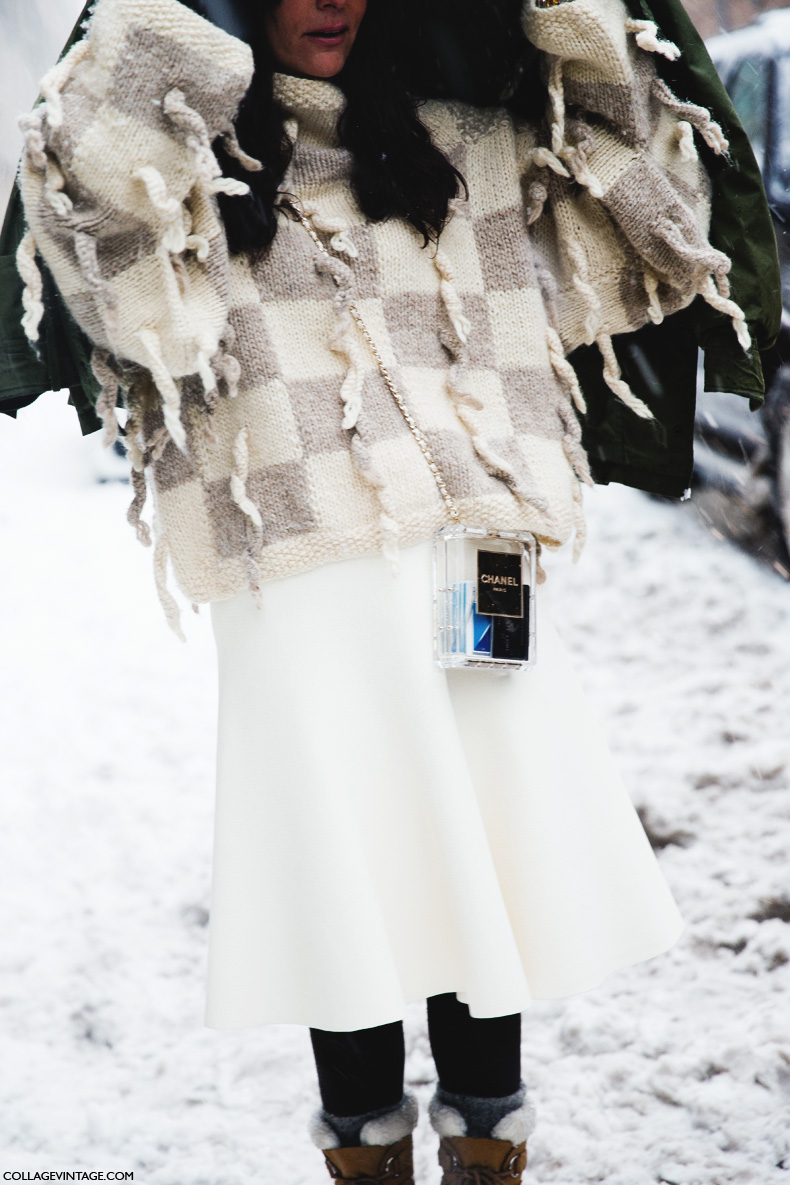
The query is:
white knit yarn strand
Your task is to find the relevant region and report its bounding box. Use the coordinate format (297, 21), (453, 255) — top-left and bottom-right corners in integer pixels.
(163, 88), (251, 200)
(643, 269), (664, 325)
(17, 230), (45, 343)
(153, 512), (186, 642)
(137, 328), (188, 452)
(527, 147), (570, 179)
(19, 112), (47, 171)
(565, 237), (602, 345)
(90, 347), (121, 447)
(651, 77), (729, 156)
(133, 166), (187, 254)
(547, 55), (566, 158)
(433, 246), (471, 344)
(38, 39), (91, 130)
(546, 325), (587, 415)
(230, 426), (264, 529)
(676, 121), (697, 163)
(698, 275), (752, 351)
(597, 333), (654, 419)
(625, 18), (681, 61)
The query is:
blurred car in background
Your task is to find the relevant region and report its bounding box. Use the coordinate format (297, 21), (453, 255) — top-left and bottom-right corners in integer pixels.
(694, 12), (790, 557)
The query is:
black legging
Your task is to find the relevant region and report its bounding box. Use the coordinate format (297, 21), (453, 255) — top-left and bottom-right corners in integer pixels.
(310, 993), (521, 1117)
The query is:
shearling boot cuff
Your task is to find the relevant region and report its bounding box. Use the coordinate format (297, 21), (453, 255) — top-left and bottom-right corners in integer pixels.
(428, 1083), (536, 1144)
(309, 1090), (419, 1150)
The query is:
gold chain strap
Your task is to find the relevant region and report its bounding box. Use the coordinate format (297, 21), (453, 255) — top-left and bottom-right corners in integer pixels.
(289, 204), (461, 522)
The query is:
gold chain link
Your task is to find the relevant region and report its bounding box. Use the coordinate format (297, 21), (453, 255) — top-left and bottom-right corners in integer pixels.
(291, 205), (461, 522)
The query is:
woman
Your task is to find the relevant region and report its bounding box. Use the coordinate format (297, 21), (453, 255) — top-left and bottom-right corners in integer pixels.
(13, 0), (762, 1180)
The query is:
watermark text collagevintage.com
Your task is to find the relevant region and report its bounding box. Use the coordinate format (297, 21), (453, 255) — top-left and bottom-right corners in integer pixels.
(3, 1174), (133, 1181)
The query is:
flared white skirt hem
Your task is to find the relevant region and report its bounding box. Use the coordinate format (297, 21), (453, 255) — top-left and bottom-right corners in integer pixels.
(204, 540), (684, 1031)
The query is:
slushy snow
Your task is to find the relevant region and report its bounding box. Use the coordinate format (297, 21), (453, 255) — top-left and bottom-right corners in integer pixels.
(0, 392), (789, 1184)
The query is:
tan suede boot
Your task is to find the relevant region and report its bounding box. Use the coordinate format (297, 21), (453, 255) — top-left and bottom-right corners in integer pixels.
(437, 1134), (527, 1184)
(322, 1134), (415, 1183)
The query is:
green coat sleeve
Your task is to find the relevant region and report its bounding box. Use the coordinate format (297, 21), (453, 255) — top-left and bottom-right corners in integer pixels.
(0, 1), (102, 433)
(629, 0), (782, 403)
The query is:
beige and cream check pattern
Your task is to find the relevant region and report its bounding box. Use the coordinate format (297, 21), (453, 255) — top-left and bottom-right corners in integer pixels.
(18, 0), (738, 615)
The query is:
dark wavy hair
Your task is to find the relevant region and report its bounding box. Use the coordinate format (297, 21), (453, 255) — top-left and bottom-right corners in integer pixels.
(209, 0), (542, 256)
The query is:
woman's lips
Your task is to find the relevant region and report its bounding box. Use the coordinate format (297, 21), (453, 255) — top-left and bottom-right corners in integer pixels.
(304, 26), (348, 46)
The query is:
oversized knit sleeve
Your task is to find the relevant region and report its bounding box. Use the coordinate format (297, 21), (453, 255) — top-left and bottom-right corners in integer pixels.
(519, 0), (748, 417)
(16, 0), (254, 449)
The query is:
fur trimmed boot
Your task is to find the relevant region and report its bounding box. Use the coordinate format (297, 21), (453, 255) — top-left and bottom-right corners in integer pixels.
(429, 1084), (536, 1184)
(310, 1092), (418, 1183)
(321, 1137), (414, 1183)
(436, 1136), (527, 1184)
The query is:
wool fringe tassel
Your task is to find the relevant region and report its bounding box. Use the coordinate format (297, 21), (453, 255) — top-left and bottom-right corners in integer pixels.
(127, 467), (153, 547)
(230, 426), (263, 530)
(653, 217), (751, 349)
(212, 341), (242, 402)
(441, 332), (550, 517)
(547, 55), (566, 159)
(561, 229), (653, 418)
(307, 212), (404, 561)
(137, 329), (188, 452)
(433, 234), (550, 519)
(526, 181), (549, 226)
(564, 236), (602, 344)
(20, 40), (88, 222)
(546, 325), (586, 415)
(153, 511), (186, 642)
(18, 111), (73, 216)
(16, 230), (45, 343)
(18, 112), (47, 171)
(597, 333), (654, 419)
(350, 435), (402, 573)
(540, 267), (594, 553)
(533, 50), (749, 392)
(73, 230), (119, 343)
(315, 252), (367, 429)
(122, 398), (145, 472)
(303, 202), (360, 259)
(651, 77), (729, 156)
(133, 166), (187, 254)
(540, 60), (604, 197)
(624, 18), (681, 61)
(90, 347), (121, 446)
(163, 88), (251, 198)
(562, 120), (603, 199)
(676, 121), (697, 162)
(19, 104), (121, 350)
(37, 39), (91, 130)
(219, 126), (263, 174)
(433, 246), (471, 344)
(123, 396), (193, 637)
(698, 275), (752, 351)
(643, 269), (665, 325)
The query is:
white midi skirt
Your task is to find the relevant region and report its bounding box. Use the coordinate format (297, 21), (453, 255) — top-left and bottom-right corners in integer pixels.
(205, 540), (684, 1031)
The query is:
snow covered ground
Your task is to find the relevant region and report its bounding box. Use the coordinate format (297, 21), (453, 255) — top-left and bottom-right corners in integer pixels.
(1, 392), (789, 1185)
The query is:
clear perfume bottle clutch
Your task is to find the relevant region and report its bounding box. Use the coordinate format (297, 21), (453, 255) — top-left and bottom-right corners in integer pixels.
(291, 202), (539, 672)
(434, 524), (537, 670)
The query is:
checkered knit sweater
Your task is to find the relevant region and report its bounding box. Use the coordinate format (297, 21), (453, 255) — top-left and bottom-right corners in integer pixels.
(17, 0), (746, 633)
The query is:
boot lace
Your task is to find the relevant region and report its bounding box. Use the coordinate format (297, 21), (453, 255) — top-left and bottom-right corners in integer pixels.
(441, 1146), (524, 1185)
(326, 1147), (412, 1184)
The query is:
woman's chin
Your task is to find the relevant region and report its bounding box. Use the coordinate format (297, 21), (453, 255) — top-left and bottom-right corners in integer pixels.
(307, 58), (348, 79)
(298, 49), (349, 80)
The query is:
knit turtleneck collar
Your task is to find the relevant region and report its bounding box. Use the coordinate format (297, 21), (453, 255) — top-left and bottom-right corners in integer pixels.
(273, 73), (346, 148)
